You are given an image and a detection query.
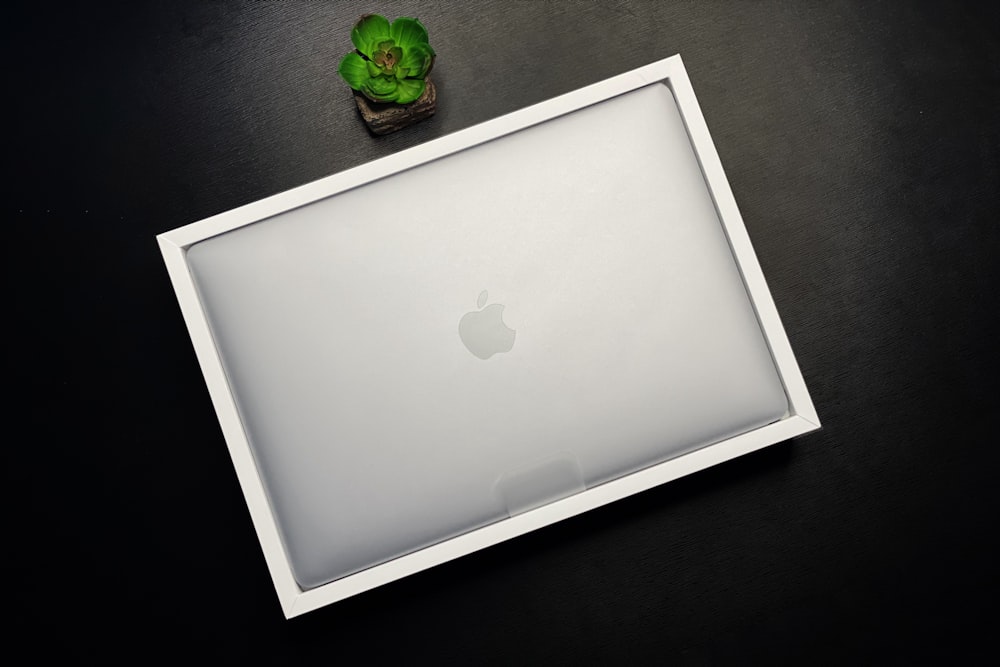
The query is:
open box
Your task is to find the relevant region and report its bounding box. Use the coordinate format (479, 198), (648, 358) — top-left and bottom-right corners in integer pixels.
(158, 55), (819, 618)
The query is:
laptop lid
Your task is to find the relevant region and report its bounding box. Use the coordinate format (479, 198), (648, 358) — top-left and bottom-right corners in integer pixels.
(185, 81), (787, 590)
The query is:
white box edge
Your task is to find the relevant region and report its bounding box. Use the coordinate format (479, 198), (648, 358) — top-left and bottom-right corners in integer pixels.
(156, 54), (820, 619)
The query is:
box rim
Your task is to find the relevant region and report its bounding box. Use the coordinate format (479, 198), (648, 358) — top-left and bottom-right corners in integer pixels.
(158, 54), (819, 619)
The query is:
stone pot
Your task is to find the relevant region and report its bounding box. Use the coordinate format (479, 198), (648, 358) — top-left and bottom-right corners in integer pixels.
(352, 78), (436, 136)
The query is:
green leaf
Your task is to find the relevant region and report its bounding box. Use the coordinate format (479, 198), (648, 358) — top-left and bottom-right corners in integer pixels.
(394, 78), (425, 105)
(338, 52), (370, 90)
(400, 42), (434, 79)
(363, 75), (399, 102)
(351, 14), (390, 56)
(389, 17), (429, 50)
(366, 60), (381, 78)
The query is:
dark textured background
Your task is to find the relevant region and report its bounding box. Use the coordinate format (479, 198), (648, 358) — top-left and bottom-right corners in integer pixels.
(16, 1), (999, 662)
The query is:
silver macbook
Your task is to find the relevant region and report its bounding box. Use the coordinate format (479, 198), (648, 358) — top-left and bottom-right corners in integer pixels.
(185, 82), (788, 590)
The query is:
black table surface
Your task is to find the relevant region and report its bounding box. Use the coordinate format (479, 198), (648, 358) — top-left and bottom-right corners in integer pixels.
(17, 1), (999, 662)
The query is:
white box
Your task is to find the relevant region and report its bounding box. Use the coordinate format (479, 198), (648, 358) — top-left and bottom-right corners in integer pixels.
(158, 55), (819, 618)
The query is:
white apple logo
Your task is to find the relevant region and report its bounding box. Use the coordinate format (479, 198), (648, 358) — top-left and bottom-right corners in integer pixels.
(459, 290), (516, 360)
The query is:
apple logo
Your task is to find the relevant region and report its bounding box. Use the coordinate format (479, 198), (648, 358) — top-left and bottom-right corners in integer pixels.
(459, 290), (516, 360)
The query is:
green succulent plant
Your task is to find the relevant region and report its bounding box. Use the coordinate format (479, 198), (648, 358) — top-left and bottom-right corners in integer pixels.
(338, 14), (435, 105)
